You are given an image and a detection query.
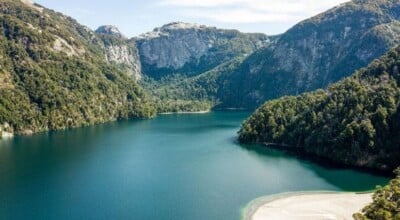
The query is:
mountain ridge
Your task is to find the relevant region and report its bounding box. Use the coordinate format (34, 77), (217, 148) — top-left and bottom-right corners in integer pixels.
(214, 0), (400, 108)
(99, 0), (400, 111)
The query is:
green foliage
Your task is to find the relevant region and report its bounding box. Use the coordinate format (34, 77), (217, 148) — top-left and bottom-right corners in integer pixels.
(239, 46), (400, 171)
(0, 0), (156, 136)
(140, 57), (245, 113)
(216, 0), (400, 109)
(354, 168), (400, 220)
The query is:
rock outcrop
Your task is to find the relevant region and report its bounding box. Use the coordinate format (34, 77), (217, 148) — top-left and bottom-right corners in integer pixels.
(135, 22), (270, 78)
(217, 0), (400, 108)
(95, 26), (142, 80)
(96, 25), (125, 38)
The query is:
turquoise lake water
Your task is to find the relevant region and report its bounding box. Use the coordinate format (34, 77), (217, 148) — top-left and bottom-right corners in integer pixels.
(0, 111), (389, 220)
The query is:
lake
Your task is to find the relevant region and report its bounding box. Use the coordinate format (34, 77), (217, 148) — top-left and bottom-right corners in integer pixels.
(0, 111), (389, 220)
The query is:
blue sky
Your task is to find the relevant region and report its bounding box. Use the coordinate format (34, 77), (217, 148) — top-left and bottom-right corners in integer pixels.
(34, 0), (349, 37)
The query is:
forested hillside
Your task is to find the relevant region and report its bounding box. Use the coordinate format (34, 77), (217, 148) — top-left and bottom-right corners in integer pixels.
(0, 0), (155, 137)
(91, 0), (400, 112)
(239, 46), (400, 171)
(185, 0), (400, 109)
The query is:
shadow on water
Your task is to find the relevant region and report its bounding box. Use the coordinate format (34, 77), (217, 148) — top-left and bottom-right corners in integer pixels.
(235, 140), (391, 191)
(0, 118), (148, 192)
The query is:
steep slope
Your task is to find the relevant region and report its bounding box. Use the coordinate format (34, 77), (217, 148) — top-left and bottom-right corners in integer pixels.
(95, 25), (142, 80)
(239, 46), (400, 171)
(214, 0), (400, 108)
(142, 57), (246, 112)
(0, 0), (155, 137)
(118, 22), (271, 112)
(94, 22), (271, 112)
(135, 22), (270, 79)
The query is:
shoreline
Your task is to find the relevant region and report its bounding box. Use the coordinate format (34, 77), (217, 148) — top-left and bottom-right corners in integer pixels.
(159, 110), (211, 115)
(242, 191), (372, 220)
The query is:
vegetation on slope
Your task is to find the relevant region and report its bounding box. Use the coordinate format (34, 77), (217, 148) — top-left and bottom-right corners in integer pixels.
(239, 46), (400, 171)
(135, 23), (272, 112)
(354, 168), (400, 220)
(140, 57), (245, 112)
(216, 0), (400, 109)
(139, 0), (400, 111)
(0, 0), (155, 136)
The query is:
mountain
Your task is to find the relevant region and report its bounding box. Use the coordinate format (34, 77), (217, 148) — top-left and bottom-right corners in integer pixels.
(95, 22), (271, 112)
(95, 25), (142, 80)
(183, 0), (400, 109)
(239, 45), (400, 172)
(0, 0), (155, 138)
(135, 22), (270, 79)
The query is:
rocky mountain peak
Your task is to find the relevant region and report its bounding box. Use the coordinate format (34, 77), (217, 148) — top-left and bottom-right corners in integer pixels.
(96, 25), (125, 38)
(137, 22), (211, 40)
(159, 22), (208, 31)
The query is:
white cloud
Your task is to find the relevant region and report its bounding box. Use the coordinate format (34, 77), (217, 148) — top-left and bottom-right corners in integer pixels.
(157, 0), (350, 24)
(182, 9), (302, 23)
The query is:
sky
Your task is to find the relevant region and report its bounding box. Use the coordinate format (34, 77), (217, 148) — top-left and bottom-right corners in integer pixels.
(34, 0), (349, 38)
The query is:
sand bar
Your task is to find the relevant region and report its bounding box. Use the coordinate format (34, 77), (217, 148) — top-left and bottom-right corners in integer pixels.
(243, 191), (372, 220)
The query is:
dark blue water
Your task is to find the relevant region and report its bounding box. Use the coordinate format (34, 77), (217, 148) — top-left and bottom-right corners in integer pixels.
(0, 112), (389, 220)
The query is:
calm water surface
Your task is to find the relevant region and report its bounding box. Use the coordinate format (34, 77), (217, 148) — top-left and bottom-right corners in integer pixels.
(0, 112), (389, 220)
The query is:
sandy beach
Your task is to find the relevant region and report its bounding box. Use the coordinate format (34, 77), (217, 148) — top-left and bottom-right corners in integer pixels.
(243, 192), (372, 220)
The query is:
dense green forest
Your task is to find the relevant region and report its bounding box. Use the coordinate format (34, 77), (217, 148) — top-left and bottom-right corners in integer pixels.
(354, 168), (400, 220)
(239, 46), (400, 171)
(140, 57), (245, 112)
(0, 0), (155, 137)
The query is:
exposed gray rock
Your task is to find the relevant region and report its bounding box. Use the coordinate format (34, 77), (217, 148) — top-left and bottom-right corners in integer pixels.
(95, 22), (270, 80)
(103, 43), (142, 80)
(96, 25), (125, 38)
(216, 0), (400, 108)
(96, 27), (142, 80)
(135, 22), (270, 78)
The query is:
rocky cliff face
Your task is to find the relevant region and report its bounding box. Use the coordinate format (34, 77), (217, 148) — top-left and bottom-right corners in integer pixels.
(95, 26), (142, 80)
(93, 0), (400, 111)
(272, 0), (400, 91)
(96, 25), (125, 38)
(218, 0), (400, 108)
(135, 22), (270, 78)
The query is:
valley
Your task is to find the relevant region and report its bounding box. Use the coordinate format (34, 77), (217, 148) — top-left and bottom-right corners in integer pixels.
(0, 0), (399, 219)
